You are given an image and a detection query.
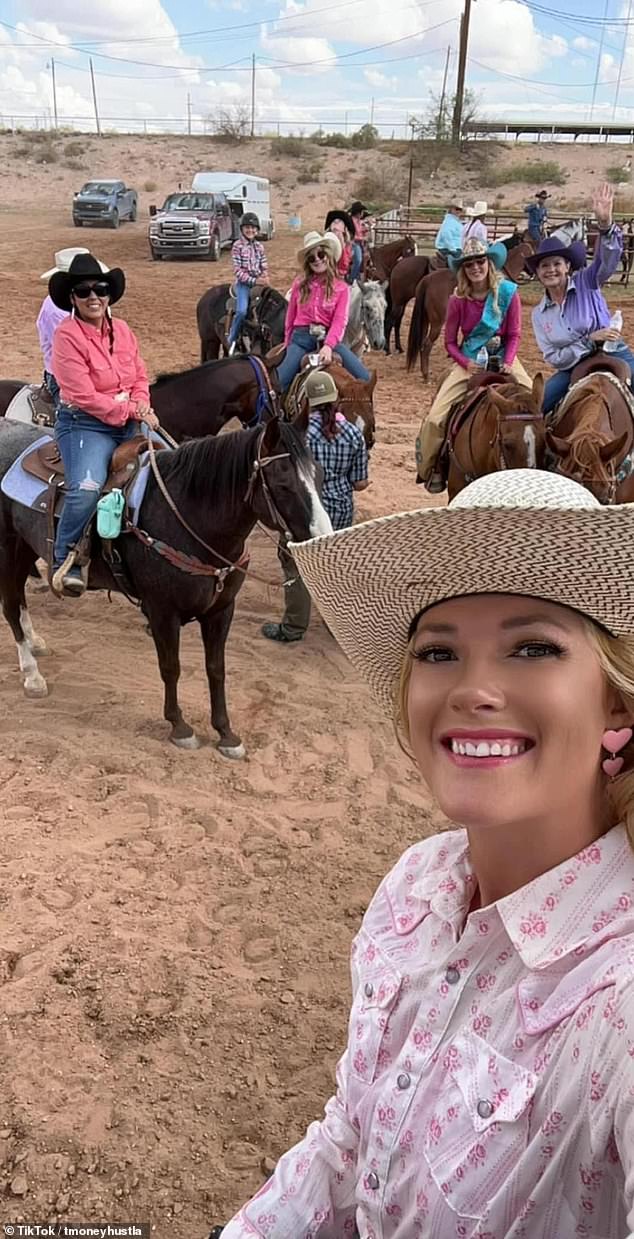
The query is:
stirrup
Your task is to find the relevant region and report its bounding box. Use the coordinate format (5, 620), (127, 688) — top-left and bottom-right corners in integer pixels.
(51, 551), (87, 598)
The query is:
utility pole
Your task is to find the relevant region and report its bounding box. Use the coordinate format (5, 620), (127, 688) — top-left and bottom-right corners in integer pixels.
(250, 54), (256, 137)
(590, 0), (609, 121)
(187, 91), (192, 135)
(370, 96), (375, 126)
(407, 120), (415, 208)
(613, 0), (633, 119)
(50, 58), (58, 129)
(436, 45), (451, 142)
(89, 57), (101, 136)
(451, 0), (473, 146)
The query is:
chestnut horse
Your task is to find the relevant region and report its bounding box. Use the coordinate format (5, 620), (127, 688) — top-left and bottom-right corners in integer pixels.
(545, 358), (634, 503)
(445, 374), (545, 500)
(384, 254), (431, 354)
(366, 235), (416, 283)
(406, 240), (535, 381)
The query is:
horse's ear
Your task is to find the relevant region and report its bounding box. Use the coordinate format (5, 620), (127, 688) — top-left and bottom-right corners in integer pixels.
(292, 402), (310, 435)
(599, 430), (629, 463)
(545, 429), (569, 458)
(532, 371), (545, 411)
(261, 415), (282, 452)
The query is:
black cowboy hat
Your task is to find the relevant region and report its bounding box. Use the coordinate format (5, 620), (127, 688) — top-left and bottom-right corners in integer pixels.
(324, 208), (355, 237)
(349, 200), (369, 218)
(48, 252), (125, 311)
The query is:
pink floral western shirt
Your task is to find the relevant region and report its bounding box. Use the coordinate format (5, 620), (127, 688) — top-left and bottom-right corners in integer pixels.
(222, 824), (634, 1238)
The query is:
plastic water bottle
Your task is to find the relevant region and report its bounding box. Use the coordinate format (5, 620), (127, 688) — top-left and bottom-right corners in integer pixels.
(475, 346), (489, 369)
(604, 309), (623, 352)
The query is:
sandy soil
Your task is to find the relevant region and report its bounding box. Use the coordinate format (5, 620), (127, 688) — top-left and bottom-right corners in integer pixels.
(0, 162), (633, 1237)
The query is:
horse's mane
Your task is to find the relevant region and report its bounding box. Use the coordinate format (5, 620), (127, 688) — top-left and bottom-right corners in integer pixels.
(156, 419), (312, 502)
(558, 380), (614, 482)
(153, 358), (240, 386)
(259, 286), (287, 310)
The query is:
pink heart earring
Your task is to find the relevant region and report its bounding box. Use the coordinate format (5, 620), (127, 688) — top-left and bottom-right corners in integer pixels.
(601, 727), (633, 778)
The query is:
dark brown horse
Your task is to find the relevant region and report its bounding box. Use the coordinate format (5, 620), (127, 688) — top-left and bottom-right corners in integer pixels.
(446, 374), (546, 500)
(384, 254), (431, 354)
(545, 357), (634, 503)
(367, 235), (416, 283)
(406, 242), (535, 381)
(196, 284), (287, 361)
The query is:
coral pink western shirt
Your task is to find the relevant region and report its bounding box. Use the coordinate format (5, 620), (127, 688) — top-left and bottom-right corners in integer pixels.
(223, 824), (634, 1238)
(53, 315), (150, 427)
(284, 276), (350, 349)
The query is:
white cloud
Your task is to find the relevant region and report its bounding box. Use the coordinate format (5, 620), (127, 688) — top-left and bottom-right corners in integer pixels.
(260, 27), (336, 73)
(363, 68), (396, 89)
(573, 36), (594, 52)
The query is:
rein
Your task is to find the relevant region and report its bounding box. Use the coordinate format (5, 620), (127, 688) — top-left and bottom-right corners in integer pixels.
(450, 390), (541, 480)
(245, 354), (280, 427)
(129, 429), (291, 589)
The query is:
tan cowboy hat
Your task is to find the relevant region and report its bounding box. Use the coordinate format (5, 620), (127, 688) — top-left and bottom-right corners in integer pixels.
(304, 370), (338, 407)
(298, 230), (342, 265)
(290, 470), (634, 716)
(465, 200), (488, 217)
(40, 247), (109, 281)
(449, 197), (464, 210)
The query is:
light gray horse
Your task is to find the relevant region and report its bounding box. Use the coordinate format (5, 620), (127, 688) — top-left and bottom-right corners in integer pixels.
(549, 218), (586, 246)
(344, 280), (387, 356)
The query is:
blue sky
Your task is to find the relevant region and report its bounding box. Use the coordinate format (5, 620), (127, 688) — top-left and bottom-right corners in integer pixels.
(0, 0), (633, 134)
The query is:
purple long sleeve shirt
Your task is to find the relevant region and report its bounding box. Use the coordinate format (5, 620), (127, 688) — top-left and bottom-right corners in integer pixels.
(531, 225), (622, 371)
(36, 295), (68, 372)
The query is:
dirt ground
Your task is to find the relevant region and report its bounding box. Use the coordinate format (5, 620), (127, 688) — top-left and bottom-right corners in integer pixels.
(1, 194), (633, 1237)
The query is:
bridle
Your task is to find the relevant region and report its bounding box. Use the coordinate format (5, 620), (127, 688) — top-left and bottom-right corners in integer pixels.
(489, 408), (543, 472)
(450, 391), (541, 482)
(128, 427), (293, 590)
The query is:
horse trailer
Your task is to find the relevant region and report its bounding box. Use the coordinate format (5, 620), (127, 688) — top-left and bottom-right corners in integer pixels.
(191, 172), (274, 240)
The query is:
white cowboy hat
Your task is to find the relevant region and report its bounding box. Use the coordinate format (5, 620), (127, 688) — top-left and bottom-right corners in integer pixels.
(449, 197), (464, 210)
(290, 470), (634, 716)
(465, 200), (488, 217)
(40, 247), (109, 281)
(298, 230), (342, 265)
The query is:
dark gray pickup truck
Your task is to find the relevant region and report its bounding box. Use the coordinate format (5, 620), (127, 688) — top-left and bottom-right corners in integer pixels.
(73, 180), (138, 229)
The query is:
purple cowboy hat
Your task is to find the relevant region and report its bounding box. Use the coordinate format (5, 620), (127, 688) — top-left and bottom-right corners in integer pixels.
(526, 235), (587, 274)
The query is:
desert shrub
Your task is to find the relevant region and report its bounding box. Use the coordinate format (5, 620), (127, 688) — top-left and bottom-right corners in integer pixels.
(314, 131), (350, 149)
(143, 179), (158, 192)
(19, 128), (54, 143)
(488, 159), (566, 187)
(64, 158), (86, 171)
(297, 162), (322, 184)
(606, 164), (631, 184)
(32, 142), (58, 164)
(353, 168), (407, 212)
(64, 140), (85, 157)
(269, 135), (305, 158)
(350, 124), (379, 149)
(211, 105), (250, 143)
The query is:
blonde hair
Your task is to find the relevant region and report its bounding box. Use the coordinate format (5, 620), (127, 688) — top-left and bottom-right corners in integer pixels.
(456, 258), (503, 316)
(393, 615), (634, 852)
(298, 248), (336, 304)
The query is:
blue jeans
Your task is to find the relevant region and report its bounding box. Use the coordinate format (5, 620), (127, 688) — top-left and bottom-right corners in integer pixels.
(277, 329), (371, 392)
(53, 405), (137, 565)
(228, 282), (250, 346)
(543, 343), (634, 414)
(44, 371), (60, 407)
(349, 242), (363, 283)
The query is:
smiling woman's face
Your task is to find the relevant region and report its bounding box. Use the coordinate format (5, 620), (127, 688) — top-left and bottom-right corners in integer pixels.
(405, 594), (623, 833)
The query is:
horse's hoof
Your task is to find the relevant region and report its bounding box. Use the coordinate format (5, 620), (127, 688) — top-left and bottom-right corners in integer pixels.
(24, 675), (48, 699)
(171, 733), (202, 750)
(217, 741), (246, 761)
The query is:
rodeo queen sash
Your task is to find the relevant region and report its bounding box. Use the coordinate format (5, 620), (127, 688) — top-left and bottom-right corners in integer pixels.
(461, 279), (517, 361)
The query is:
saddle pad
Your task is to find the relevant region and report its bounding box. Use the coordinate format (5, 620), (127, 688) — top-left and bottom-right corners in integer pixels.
(126, 457), (151, 527)
(0, 433), (54, 510)
(5, 385), (37, 425)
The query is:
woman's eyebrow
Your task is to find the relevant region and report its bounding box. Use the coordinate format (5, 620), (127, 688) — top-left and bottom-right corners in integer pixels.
(415, 614), (571, 637)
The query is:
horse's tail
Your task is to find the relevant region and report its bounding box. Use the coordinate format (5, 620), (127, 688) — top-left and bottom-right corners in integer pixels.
(406, 279), (428, 371)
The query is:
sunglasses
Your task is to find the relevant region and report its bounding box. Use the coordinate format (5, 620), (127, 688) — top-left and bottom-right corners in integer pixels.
(72, 281), (111, 299)
(308, 249), (328, 263)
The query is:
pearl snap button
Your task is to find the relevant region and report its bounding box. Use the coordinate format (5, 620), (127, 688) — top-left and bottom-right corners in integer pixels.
(366, 1170), (380, 1190)
(397, 1072), (411, 1090)
(477, 1098), (494, 1119)
(364, 981), (374, 998)
(445, 966), (460, 985)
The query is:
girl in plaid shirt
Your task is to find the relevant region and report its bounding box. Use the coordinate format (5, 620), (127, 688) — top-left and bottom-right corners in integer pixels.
(228, 213), (269, 354)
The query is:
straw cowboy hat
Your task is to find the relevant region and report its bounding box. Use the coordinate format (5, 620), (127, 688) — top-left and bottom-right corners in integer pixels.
(298, 230), (342, 265)
(526, 235), (587, 274)
(449, 237), (507, 272)
(289, 469), (634, 716)
(48, 252), (125, 312)
(465, 200), (488, 217)
(40, 247), (109, 281)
